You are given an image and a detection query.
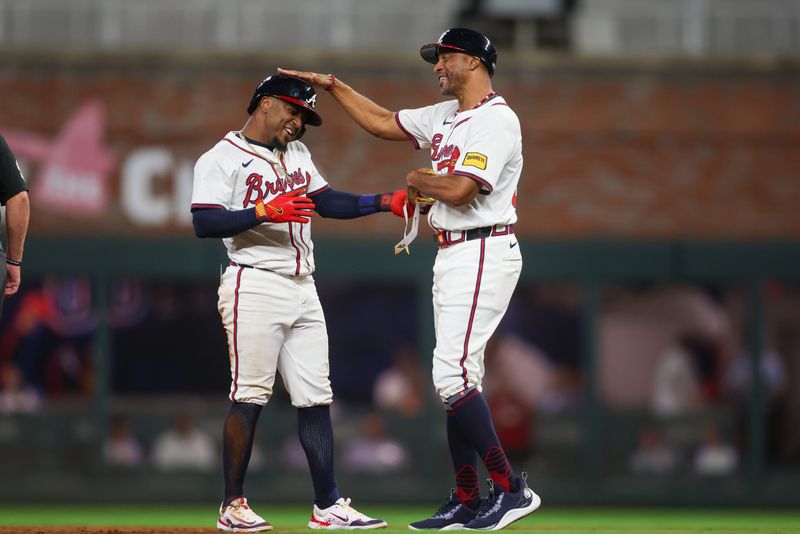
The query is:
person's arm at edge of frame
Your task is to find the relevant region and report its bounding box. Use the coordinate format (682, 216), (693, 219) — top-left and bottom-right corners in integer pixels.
(277, 68), (407, 142)
(4, 190), (30, 296)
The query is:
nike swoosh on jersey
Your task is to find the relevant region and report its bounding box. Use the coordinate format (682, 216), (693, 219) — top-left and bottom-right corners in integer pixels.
(510, 241), (518, 249)
(242, 159), (254, 167)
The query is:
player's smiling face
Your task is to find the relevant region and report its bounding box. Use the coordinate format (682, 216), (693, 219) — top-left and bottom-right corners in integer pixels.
(433, 51), (472, 96)
(264, 98), (308, 149)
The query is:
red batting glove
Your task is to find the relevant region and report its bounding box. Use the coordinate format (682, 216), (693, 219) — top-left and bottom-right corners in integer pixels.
(256, 188), (316, 224)
(379, 190), (413, 218)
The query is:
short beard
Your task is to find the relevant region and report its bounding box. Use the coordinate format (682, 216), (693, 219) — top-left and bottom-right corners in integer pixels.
(270, 135), (287, 151)
(439, 73), (463, 97)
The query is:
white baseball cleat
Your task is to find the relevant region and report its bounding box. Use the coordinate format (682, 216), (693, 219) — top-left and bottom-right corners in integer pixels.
(308, 497), (388, 529)
(217, 497), (273, 532)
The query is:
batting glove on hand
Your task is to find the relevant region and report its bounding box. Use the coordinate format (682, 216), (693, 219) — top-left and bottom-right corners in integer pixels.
(379, 190), (413, 218)
(407, 186), (434, 215)
(256, 188), (316, 224)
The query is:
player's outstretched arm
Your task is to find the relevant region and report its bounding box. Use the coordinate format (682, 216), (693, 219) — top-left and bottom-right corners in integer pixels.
(277, 68), (406, 141)
(309, 187), (411, 219)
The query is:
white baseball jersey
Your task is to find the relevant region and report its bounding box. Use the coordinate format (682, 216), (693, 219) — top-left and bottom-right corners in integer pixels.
(191, 131), (328, 276)
(396, 94), (524, 402)
(396, 93), (522, 232)
(192, 131), (332, 406)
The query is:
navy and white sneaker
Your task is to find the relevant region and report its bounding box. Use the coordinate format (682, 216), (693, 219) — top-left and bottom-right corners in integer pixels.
(409, 489), (480, 531)
(463, 475), (541, 531)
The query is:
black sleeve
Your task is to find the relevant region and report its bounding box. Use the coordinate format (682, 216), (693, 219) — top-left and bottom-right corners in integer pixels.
(310, 186), (382, 219)
(191, 206), (260, 238)
(0, 135), (28, 205)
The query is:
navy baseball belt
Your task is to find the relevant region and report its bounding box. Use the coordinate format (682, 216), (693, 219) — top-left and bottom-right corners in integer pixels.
(434, 224), (514, 248)
(228, 261), (305, 279)
(228, 261), (272, 272)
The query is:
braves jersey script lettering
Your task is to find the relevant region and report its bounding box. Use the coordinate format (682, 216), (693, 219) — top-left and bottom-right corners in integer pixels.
(396, 95), (522, 232)
(191, 131), (327, 276)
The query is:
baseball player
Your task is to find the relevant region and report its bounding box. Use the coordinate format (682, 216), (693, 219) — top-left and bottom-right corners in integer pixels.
(0, 133), (30, 319)
(191, 74), (408, 532)
(279, 27), (541, 530)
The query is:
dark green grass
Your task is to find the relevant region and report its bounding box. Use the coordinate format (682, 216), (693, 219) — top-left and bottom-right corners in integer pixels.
(0, 505), (798, 533)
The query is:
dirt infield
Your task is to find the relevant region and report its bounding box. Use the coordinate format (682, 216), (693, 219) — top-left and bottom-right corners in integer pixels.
(0, 529), (220, 534)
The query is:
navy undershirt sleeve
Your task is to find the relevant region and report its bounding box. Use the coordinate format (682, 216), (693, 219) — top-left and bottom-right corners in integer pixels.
(192, 207), (260, 238)
(310, 187), (381, 219)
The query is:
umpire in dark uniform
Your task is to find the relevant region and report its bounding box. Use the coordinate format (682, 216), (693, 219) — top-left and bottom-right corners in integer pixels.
(0, 133), (30, 318)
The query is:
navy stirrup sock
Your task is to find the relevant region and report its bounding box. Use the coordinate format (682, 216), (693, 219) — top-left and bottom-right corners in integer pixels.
(446, 410), (481, 508)
(298, 405), (340, 508)
(450, 390), (517, 493)
(223, 401), (263, 505)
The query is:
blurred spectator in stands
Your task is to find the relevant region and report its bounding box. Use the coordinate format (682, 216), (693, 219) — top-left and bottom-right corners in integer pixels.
(0, 361), (41, 414)
(0, 278), (95, 398)
(106, 278), (150, 329)
(44, 343), (94, 398)
(651, 333), (704, 416)
(151, 413), (216, 472)
(628, 426), (679, 475)
(601, 284), (733, 411)
(341, 413), (410, 474)
(692, 423), (738, 476)
(723, 342), (788, 464)
(103, 414), (145, 468)
(538, 367), (583, 414)
(373, 345), (427, 417)
(485, 385), (533, 465)
(482, 335), (537, 463)
(482, 334), (552, 412)
(0, 288), (51, 374)
(40, 277), (95, 396)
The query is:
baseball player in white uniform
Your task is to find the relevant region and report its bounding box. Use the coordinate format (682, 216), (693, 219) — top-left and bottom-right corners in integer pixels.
(192, 74), (408, 532)
(280, 27), (541, 531)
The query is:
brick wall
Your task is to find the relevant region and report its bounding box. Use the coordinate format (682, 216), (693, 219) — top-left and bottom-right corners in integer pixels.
(2, 56), (798, 238)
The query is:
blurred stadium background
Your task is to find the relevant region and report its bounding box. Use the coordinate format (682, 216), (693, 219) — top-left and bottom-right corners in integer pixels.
(0, 0), (799, 510)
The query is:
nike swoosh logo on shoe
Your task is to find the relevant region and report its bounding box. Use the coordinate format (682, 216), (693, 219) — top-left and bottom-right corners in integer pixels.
(242, 159), (254, 167)
(331, 513), (349, 522)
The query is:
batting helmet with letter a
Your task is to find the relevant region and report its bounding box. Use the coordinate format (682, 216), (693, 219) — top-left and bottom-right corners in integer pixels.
(420, 28), (497, 77)
(247, 74), (323, 126)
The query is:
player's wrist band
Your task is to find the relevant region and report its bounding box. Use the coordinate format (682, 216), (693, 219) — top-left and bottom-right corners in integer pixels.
(254, 199), (268, 220)
(376, 192), (393, 212)
(6, 258), (22, 267)
(325, 74), (337, 92)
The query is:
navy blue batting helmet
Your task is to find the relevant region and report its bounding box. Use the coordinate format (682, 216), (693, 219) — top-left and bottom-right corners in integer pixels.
(247, 74), (322, 126)
(420, 28), (497, 77)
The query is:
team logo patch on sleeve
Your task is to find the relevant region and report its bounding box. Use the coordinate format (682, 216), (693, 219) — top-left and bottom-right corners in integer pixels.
(463, 152), (488, 170)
